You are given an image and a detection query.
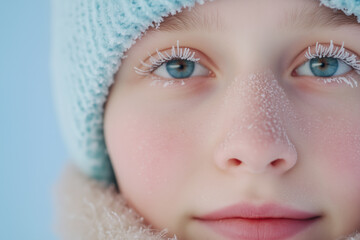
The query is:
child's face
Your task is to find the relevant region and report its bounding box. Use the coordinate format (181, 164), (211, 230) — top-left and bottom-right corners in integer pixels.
(104, 0), (360, 239)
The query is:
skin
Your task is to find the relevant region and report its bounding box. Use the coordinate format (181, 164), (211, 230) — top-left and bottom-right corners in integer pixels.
(103, 0), (360, 239)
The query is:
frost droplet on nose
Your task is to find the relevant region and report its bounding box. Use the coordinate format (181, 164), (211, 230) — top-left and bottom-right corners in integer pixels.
(220, 69), (298, 156)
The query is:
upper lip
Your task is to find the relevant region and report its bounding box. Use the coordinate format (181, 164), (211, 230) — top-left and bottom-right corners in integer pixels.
(195, 202), (321, 220)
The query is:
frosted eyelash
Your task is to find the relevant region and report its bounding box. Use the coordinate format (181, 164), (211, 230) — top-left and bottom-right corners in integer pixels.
(134, 40), (200, 76)
(305, 40), (360, 74)
(317, 76), (358, 88)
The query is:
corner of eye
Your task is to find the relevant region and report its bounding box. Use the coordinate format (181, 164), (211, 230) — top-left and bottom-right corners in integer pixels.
(208, 69), (217, 78)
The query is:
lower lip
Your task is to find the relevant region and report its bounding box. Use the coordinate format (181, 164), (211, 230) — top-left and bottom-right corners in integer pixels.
(197, 217), (319, 240)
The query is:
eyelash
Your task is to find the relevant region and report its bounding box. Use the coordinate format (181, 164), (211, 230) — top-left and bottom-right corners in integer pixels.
(134, 40), (200, 76)
(134, 40), (360, 89)
(300, 40), (360, 88)
(305, 40), (360, 73)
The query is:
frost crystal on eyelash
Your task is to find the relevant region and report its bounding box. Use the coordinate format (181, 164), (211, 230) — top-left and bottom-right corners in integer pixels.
(317, 75), (358, 88)
(134, 40), (200, 76)
(149, 76), (186, 88)
(304, 40), (360, 74)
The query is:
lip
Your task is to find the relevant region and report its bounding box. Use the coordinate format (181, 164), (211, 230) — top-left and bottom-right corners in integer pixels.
(194, 202), (321, 240)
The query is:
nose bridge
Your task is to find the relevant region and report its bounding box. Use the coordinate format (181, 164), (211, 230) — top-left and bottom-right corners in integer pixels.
(215, 69), (297, 174)
(223, 69), (289, 141)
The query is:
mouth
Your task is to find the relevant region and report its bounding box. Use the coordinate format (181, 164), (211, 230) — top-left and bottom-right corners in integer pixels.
(193, 202), (322, 240)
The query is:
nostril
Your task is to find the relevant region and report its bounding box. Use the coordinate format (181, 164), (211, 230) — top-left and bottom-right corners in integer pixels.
(228, 158), (242, 166)
(271, 158), (284, 167)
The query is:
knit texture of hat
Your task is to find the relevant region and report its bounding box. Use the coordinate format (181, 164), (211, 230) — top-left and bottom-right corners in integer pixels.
(320, 0), (360, 21)
(51, 0), (211, 183)
(51, 0), (360, 183)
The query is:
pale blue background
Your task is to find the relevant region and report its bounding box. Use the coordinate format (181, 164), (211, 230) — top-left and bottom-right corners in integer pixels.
(0, 1), (67, 239)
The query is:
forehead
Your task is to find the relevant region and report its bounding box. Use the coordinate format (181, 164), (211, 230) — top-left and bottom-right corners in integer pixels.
(150, 0), (359, 33)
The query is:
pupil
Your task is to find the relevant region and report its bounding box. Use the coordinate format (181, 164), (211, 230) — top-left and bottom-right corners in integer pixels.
(319, 59), (327, 69)
(178, 62), (185, 70)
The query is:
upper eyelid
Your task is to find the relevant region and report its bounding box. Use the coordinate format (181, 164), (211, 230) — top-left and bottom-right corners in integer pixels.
(134, 40), (200, 75)
(290, 42), (360, 75)
(134, 45), (218, 77)
(144, 47), (198, 68)
(134, 50), (199, 76)
(304, 41), (354, 59)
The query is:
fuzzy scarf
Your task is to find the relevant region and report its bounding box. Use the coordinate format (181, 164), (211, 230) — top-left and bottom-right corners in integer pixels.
(52, 164), (177, 240)
(52, 164), (360, 240)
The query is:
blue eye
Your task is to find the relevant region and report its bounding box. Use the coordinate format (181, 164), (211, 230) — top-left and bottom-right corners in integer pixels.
(295, 57), (352, 77)
(310, 57), (338, 77)
(153, 59), (210, 79)
(166, 59), (194, 79)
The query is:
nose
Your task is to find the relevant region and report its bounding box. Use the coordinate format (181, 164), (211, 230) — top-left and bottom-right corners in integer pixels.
(213, 70), (298, 175)
(214, 135), (297, 175)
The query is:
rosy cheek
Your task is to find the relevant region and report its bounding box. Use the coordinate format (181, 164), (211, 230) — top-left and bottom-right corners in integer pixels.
(309, 117), (360, 182)
(108, 113), (192, 200)
(325, 130), (360, 178)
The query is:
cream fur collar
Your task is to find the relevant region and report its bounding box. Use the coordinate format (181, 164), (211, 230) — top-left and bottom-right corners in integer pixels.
(52, 164), (177, 240)
(52, 164), (360, 240)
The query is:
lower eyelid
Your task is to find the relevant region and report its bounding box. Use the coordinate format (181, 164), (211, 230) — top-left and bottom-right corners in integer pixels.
(147, 75), (215, 90)
(315, 75), (358, 89)
(293, 71), (359, 90)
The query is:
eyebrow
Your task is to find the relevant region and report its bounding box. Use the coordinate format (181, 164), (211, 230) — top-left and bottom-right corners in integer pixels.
(282, 3), (359, 29)
(151, 7), (222, 32)
(150, 3), (359, 33)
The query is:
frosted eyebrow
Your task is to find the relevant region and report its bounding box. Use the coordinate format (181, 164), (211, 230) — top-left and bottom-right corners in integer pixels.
(150, 3), (359, 33)
(150, 8), (223, 32)
(281, 3), (359, 29)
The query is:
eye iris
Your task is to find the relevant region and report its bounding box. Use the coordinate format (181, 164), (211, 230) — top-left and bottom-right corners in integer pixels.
(309, 57), (339, 77)
(166, 59), (195, 79)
